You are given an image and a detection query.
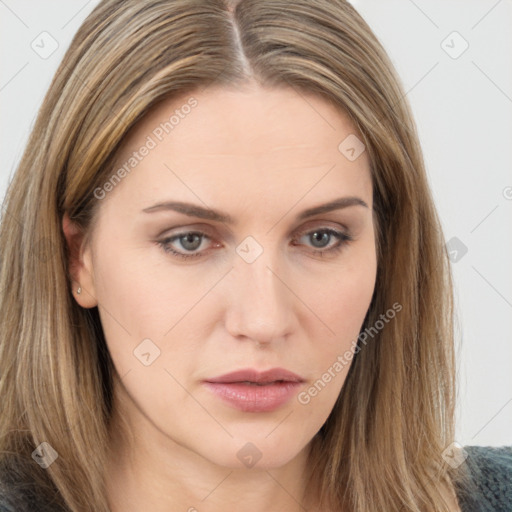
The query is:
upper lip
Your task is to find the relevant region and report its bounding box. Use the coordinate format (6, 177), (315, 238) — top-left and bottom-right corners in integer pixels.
(204, 368), (304, 384)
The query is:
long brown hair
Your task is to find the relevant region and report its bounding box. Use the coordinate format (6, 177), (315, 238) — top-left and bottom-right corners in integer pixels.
(0, 0), (474, 510)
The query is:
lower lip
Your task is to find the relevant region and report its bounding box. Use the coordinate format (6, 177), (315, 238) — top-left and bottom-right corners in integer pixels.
(203, 381), (302, 412)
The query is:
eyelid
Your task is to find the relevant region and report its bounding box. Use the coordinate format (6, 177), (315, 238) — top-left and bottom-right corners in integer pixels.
(159, 219), (349, 243)
(292, 219), (350, 236)
(158, 223), (222, 241)
(157, 221), (353, 261)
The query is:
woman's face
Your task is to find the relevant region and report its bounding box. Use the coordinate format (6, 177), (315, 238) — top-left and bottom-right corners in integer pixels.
(69, 83), (377, 470)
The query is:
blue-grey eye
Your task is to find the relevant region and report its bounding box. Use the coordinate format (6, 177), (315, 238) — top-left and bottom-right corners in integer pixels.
(309, 230), (332, 248)
(177, 233), (203, 251)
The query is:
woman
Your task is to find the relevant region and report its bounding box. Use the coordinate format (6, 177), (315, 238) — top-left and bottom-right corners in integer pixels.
(0, 0), (510, 511)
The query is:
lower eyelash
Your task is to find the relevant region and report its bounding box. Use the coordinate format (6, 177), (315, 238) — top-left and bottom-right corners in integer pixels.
(157, 233), (208, 260)
(298, 229), (353, 257)
(158, 229), (353, 260)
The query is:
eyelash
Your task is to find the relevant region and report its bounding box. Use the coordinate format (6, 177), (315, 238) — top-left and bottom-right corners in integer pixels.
(157, 227), (353, 260)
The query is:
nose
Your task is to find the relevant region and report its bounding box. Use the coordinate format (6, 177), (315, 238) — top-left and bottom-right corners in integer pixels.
(223, 249), (295, 346)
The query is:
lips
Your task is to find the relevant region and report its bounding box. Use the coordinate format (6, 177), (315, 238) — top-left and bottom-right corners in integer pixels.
(203, 368), (305, 413)
(204, 368), (305, 385)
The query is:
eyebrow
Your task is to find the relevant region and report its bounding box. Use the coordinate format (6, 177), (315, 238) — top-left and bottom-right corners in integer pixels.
(141, 196), (368, 224)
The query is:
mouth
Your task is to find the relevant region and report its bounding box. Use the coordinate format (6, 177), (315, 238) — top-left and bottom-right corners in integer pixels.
(204, 367), (305, 385)
(203, 368), (305, 412)
(236, 380), (288, 386)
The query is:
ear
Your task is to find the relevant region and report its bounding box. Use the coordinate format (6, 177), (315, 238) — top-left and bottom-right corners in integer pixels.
(62, 212), (98, 309)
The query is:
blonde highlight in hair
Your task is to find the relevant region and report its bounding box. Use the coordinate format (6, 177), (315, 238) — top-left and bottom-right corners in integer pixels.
(0, 0), (474, 510)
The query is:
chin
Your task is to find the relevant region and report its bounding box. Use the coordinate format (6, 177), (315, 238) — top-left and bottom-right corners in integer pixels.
(201, 435), (308, 471)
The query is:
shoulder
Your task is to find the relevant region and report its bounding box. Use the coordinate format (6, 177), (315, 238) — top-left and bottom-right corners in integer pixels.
(0, 480), (66, 512)
(0, 457), (68, 512)
(0, 475), (31, 512)
(453, 445), (512, 512)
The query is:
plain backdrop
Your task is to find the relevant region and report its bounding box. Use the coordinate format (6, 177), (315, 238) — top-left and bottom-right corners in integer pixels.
(1, 0), (511, 448)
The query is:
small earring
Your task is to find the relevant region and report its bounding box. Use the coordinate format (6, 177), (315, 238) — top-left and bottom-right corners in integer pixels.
(77, 286), (82, 295)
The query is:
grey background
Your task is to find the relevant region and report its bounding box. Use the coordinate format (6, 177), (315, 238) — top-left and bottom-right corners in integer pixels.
(1, 0), (511, 447)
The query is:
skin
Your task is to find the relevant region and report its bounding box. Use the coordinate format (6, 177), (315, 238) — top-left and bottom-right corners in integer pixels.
(63, 82), (379, 511)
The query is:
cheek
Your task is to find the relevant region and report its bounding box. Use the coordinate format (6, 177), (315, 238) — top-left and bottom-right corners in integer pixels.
(93, 243), (205, 336)
(311, 250), (376, 345)
(333, 269), (375, 332)
(92, 243), (221, 387)
(295, 260), (376, 415)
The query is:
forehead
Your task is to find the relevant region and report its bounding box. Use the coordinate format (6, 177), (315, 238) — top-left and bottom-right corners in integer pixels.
(116, 83), (367, 165)
(97, 84), (372, 224)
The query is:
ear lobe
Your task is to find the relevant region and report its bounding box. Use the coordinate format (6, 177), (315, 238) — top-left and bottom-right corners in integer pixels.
(62, 212), (98, 308)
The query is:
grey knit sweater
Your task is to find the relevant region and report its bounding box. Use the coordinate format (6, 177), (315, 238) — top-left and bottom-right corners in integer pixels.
(0, 445), (511, 511)
(453, 445), (512, 511)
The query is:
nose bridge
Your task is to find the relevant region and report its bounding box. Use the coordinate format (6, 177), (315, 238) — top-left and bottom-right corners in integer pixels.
(225, 239), (293, 343)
